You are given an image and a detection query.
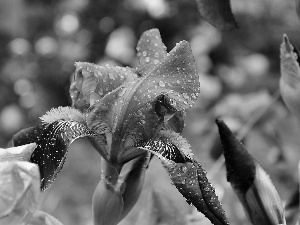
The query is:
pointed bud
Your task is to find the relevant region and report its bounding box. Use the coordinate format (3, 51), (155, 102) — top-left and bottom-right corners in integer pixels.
(216, 119), (286, 225)
(280, 34), (300, 120)
(93, 161), (124, 225)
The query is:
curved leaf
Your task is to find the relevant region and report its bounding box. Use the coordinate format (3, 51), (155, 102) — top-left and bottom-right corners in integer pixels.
(13, 120), (94, 191)
(142, 139), (229, 225)
(87, 41), (200, 163)
(136, 28), (167, 75)
(70, 62), (138, 112)
(280, 34), (300, 120)
(195, 0), (237, 30)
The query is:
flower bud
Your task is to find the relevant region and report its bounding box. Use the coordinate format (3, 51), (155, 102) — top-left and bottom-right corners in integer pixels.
(216, 119), (286, 225)
(93, 160), (124, 225)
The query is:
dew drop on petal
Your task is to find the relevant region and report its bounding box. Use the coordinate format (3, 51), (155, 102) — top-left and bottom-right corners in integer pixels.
(142, 51), (147, 57)
(158, 81), (165, 87)
(181, 166), (188, 173)
(145, 57), (150, 63)
(154, 59), (159, 65)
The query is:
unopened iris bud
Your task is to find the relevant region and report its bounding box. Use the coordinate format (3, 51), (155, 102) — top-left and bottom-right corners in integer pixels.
(216, 119), (286, 225)
(93, 161), (124, 225)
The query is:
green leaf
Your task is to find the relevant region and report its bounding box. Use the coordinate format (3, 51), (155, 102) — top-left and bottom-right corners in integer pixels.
(136, 28), (167, 75)
(195, 0), (237, 30)
(70, 62), (138, 112)
(87, 41), (200, 163)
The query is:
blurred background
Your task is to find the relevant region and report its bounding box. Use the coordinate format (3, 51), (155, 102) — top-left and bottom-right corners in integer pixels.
(0, 0), (299, 224)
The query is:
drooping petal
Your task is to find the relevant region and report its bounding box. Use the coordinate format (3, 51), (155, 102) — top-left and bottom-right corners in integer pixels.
(280, 34), (300, 120)
(195, 0), (238, 30)
(87, 40), (200, 163)
(141, 138), (229, 225)
(136, 28), (167, 75)
(216, 119), (286, 225)
(13, 120), (94, 191)
(70, 62), (138, 112)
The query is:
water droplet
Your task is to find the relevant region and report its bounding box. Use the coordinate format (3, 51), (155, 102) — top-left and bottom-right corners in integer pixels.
(142, 51), (147, 57)
(145, 57), (150, 63)
(181, 166), (188, 173)
(158, 81), (165, 87)
(204, 187), (210, 192)
(118, 88), (126, 96)
(181, 179), (186, 184)
(154, 59), (159, 65)
(176, 80), (181, 84)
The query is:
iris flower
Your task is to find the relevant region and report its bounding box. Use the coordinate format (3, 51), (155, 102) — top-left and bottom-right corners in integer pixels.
(12, 29), (228, 225)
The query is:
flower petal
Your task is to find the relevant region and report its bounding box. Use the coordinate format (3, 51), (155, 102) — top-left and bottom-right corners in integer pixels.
(0, 161), (40, 225)
(136, 28), (167, 75)
(141, 139), (229, 225)
(87, 41), (200, 163)
(0, 143), (37, 162)
(70, 62), (138, 112)
(13, 120), (94, 191)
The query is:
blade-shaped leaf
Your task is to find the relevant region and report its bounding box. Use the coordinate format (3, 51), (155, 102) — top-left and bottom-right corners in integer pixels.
(195, 0), (238, 30)
(136, 28), (167, 75)
(13, 120), (94, 191)
(143, 140), (229, 225)
(70, 62), (138, 112)
(280, 34), (300, 120)
(87, 41), (200, 163)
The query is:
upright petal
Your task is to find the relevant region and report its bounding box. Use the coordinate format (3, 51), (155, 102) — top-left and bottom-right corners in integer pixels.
(87, 41), (200, 163)
(71, 62), (138, 112)
(136, 29), (167, 75)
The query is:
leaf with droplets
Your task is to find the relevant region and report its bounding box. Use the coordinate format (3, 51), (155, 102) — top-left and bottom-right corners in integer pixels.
(141, 138), (229, 225)
(70, 62), (138, 112)
(13, 120), (94, 191)
(87, 40), (200, 163)
(136, 28), (167, 75)
(195, 0), (238, 30)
